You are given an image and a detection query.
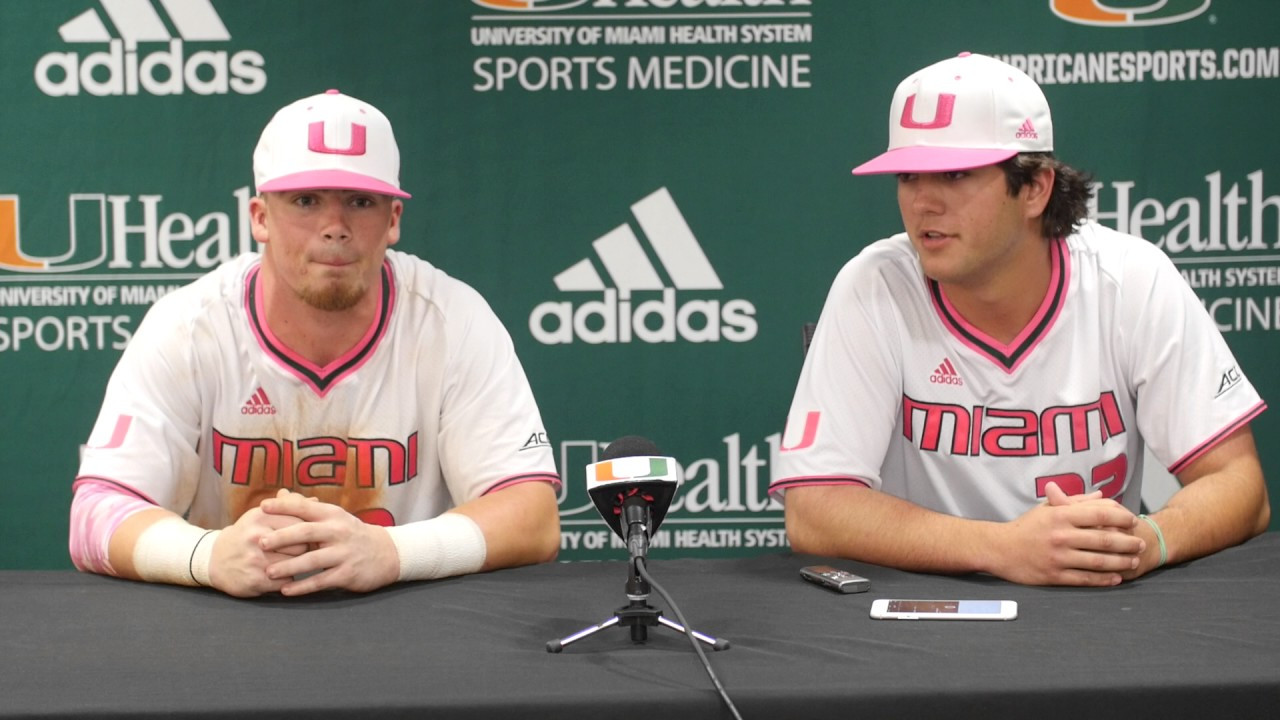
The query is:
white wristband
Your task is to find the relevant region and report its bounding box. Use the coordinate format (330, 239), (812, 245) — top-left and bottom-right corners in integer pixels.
(131, 518), (220, 587)
(385, 513), (487, 581)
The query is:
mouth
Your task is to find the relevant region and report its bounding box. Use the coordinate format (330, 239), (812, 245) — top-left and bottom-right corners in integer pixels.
(312, 257), (355, 268)
(917, 230), (953, 248)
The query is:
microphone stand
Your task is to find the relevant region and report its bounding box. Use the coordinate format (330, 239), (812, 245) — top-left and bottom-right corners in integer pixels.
(546, 500), (729, 653)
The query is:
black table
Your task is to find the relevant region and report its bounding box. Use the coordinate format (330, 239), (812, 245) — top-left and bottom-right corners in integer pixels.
(3, 534), (1280, 719)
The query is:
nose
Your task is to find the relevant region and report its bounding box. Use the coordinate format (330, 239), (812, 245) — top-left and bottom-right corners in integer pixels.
(905, 175), (945, 215)
(319, 203), (352, 242)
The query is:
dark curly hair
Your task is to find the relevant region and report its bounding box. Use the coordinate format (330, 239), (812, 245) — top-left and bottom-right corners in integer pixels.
(998, 153), (1094, 239)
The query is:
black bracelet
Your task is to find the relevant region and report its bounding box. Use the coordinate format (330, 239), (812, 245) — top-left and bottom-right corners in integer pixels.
(189, 530), (217, 586)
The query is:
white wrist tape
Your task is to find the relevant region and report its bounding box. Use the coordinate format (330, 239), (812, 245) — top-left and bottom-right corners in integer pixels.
(385, 513), (487, 581)
(131, 517), (221, 587)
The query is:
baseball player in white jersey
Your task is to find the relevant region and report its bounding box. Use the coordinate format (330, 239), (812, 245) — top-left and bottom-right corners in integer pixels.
(772, 53), (1269, 587)
(69, 90), (561, 597)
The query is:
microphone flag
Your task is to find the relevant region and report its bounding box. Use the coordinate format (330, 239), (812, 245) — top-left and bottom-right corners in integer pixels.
(586, 438), (681, 541)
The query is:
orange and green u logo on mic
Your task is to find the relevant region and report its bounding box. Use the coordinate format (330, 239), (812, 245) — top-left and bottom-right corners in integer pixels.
(592, 457), (670, 483)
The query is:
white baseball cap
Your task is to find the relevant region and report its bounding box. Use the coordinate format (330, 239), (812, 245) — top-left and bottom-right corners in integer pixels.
(253, 89), (411, 198)
(852, 52), (1052, 175)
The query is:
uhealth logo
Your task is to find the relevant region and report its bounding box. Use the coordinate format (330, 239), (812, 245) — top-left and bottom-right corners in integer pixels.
(0, 189), (257, 274)
(472, 0), (591, 10)
(529, 188), (758, 344)
(35, 0), (267, 96)
(1051, 0), (1210, 27)
(1, 193), (149, 273)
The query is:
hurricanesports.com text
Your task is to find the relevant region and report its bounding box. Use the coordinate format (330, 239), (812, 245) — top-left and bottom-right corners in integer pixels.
(996, 47), (1280, 84)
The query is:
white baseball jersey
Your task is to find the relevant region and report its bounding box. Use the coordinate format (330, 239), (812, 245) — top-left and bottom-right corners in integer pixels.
(76, 249), (559, 529)
(772, 221), (1264, 521)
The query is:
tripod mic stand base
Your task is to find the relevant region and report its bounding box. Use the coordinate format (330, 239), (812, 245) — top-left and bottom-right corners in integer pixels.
(547, 600), (730, 653)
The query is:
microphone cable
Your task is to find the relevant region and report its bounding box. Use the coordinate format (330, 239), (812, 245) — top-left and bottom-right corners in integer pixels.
(635, 557), (744, 720)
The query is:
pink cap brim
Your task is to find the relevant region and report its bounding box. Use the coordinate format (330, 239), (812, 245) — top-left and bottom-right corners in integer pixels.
(258, 169), (411, 198)
(852, 146), (1018, 175)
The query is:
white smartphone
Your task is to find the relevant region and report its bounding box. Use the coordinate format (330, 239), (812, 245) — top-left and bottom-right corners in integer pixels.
(869, 599), (1017, 621)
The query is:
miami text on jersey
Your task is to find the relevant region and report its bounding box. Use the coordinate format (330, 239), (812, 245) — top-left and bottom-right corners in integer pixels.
(902, 391), (1126, 457)
(212, 430), (420, 488)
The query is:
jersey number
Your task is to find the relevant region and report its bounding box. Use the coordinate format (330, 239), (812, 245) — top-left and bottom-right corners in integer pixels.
(1034, 453), (1128, 500)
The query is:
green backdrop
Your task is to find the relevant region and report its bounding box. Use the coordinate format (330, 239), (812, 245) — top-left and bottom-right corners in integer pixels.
(2, 0), (1277, 568)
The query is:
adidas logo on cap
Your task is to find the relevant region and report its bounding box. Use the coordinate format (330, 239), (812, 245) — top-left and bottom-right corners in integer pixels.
(528, 188), (758, 344)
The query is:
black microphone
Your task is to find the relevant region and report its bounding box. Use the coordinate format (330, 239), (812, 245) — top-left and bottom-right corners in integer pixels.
(586, 436), (682, 564)
(547, 436), (730, 661)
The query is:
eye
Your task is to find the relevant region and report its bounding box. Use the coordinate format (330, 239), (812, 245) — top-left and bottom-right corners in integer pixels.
(350, 195), (377, 209)
(896, 173), (918, 183)
(292, 194), (318, 207)
(942, 171), (968, 181)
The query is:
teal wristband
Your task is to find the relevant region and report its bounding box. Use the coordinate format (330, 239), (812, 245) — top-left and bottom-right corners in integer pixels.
(1138, 514), (1167, 568)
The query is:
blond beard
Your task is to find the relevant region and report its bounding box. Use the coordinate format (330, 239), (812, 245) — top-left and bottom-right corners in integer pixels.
(297, 279), (365, 312)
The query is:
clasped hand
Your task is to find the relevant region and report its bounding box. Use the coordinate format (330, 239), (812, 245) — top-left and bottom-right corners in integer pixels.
(994, 481), (1146, 587)
(207, 489), (399, 597)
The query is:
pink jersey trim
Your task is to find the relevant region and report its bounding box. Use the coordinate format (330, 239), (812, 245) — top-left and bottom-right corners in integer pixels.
(482, 472), (562, 495)
(768, 476), (874, 493)
(244, 260), (396, 397)
(930, 236), (1070, 374)
(1168, 401), (1266, 476)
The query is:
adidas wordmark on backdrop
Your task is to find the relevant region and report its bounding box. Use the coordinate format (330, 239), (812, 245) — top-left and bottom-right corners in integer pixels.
(35, 0), (267, 97)
(529, 187), (758, 344)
